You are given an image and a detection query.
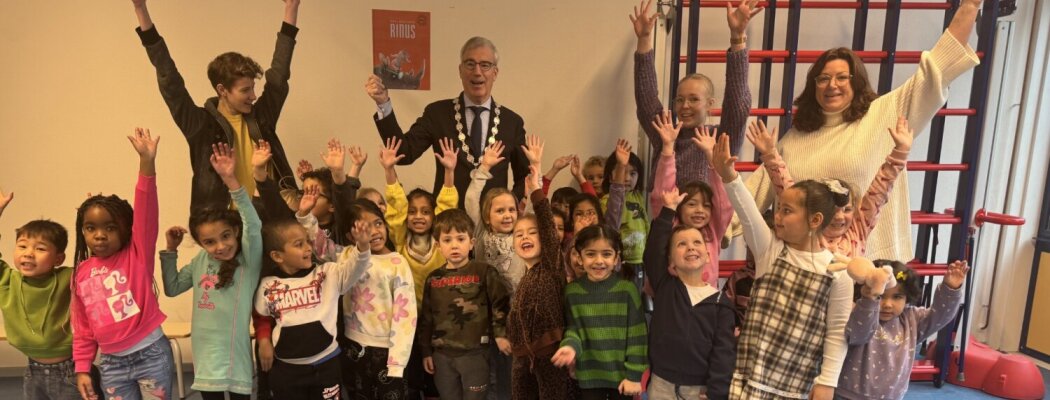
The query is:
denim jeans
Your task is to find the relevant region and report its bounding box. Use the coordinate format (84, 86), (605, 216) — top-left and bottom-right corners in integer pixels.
(98, 336), (175, 400)
(23, 358), (79, 400)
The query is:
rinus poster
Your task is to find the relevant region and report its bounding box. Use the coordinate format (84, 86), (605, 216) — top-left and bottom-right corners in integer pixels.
(372, 9), (430, 90)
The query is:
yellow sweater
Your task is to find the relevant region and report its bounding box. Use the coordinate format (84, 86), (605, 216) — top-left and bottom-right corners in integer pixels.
(385, 183), (459, 305)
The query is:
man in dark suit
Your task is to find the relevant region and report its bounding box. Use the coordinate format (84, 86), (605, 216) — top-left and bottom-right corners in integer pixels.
(365, 37), (528, 208)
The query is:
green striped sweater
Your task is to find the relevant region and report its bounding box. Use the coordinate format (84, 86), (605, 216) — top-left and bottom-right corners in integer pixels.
(561, 276), (649, 389)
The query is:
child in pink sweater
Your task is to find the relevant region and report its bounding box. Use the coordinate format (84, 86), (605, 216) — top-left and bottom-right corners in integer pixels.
(71, 128), (172, 400)
(745, 117), (912, 257)
(648, 111), (733, 286)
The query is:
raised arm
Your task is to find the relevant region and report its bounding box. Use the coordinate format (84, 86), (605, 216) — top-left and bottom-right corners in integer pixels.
(631, 0), (667, 148)
(644, 190), (684, 290)
(542, 155), (573, 195)
(720, 0), (761, 155)
(127, 128), (160, 268)
(133, 1), (210, 140)
(891, 0), (980, 133)
(603, 139), (633, 231)
(466, 141), (505, 224)
(253, 0), (301, 134)
(367, 76), (438, 165)
(714, 134), (771, 255)
(569, 155), (598, 196)
(435, 137), (459, 192)
(159, 227), (193, 297)
(649, 111), (681, 214)
(746, 120), (793, 199)
(0, 189), (12, 221)
(850, 117), (911, 243)
(915, 261), (967, 339)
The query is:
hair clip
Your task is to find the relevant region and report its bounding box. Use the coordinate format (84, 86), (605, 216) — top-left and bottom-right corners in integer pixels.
(819, 178), (850, 196)
(896, 270), (906, 281)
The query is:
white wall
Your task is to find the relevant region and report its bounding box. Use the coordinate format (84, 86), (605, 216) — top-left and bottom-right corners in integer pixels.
(0, 0), (1038, 370)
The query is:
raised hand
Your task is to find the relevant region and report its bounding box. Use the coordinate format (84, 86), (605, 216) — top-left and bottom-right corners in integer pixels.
(652, 110), (683, 155)
(0, 188), (13, 217)
(662, 187), (688, 211)
(525, 164), (541, 195)
(550, 346), (576, 367)
(521, 134), (544, 167)
(210, 143), (237, 179)
(692, 126), (718, 159)
(379, 138), (406, 170)
(435, 137), (460, 171)
(296, 159), (314, 180)
(629, 0), (658, 39)
(252, 140), (273, 169)
(481, 141), (506, 171)
(298, 185), (320, 217)
(944, 260), (969, 289)
(351, 219), (373, 251)
(552, 155), (573, 171)
(745, 119), (778, 156)
(127, 127), (160, 160)
(365, 74), (390, 105)
(348, 145), (368, 170)
(321, 138), (347, 174)
(711, 133), (739, 182)
(727, 0), (764, 38)
(614, 139), (633, 166)
(889, 116), (913, 152)
(165, 226), (188, 252)
(570, 155), (584, 182)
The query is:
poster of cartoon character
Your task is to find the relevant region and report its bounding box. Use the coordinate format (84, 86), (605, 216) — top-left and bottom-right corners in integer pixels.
(372, 9), (430, 90)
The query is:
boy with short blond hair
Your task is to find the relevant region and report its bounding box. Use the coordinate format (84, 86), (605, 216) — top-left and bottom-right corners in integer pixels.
(418, 209), (511, 400)
(0, 191), (78, 400)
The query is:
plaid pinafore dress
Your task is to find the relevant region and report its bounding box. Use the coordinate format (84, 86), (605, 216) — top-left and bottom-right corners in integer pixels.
(729, 245), (833, 399)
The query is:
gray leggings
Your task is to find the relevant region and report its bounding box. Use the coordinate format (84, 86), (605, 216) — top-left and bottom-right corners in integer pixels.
(432, 348), (490, 400)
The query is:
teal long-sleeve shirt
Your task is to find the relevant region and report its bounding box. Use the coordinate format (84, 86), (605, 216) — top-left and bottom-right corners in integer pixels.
(159, 188), (262, 394)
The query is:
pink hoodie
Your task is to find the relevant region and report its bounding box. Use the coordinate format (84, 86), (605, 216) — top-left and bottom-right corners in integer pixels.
(71, 175), (166, 373)
(650, 153), (732, 286)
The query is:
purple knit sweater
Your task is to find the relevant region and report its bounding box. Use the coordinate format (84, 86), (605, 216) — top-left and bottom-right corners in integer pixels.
(634, 48), (751, 189)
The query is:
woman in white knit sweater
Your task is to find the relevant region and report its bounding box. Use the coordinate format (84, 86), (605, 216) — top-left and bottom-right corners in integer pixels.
(745, 0), (983, 261)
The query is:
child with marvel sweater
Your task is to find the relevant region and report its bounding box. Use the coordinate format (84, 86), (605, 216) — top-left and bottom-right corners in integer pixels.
(337, 199), (417, 399)
(551, 225), (648, 399)
(711, 134), (853, 399)
(255, 214), (373, 399)
(746, 117), (913, 258)
(0, 190), (81, 400)
(159, 144), (261, 399)
(836, 260), (966, 400)
(71, 128), (172, 400)
(418, 209), (512, 400)
(642, 187), (737, 399)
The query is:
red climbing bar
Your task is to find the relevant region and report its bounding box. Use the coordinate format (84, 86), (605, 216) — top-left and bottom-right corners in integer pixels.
(683, 1), (952, 9)
(709, 108), (974, 117)
(911, 211), (961, 225)
(973, 209), (1026, 227)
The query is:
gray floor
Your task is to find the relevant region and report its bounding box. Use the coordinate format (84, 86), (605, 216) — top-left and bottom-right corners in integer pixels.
(1, 368), (1045, 399)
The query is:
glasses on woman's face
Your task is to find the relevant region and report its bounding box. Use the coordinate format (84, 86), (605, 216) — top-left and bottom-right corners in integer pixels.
(461, 60), (496, 72)
(815, 74), (853, 87)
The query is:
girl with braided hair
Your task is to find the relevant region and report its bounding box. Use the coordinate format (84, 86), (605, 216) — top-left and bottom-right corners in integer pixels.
(70, 128), (174, 400)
